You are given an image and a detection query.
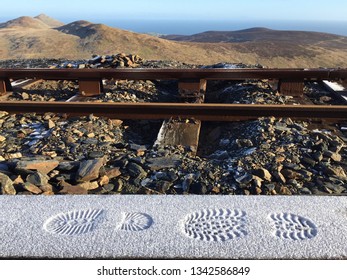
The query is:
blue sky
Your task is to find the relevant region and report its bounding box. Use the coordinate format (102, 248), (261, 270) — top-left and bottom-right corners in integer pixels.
(1, 0), (347, 22)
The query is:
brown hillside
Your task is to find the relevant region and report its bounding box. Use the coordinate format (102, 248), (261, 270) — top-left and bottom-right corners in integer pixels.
(56, 20), (95, 37)
(34, 14), (64, 28)
(0, 16), (50, 29)
(162, 28), (347, 45)
(1, 16), (347, 68)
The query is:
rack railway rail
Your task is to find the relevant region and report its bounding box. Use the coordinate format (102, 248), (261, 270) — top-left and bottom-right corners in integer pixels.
(1, 68), (347, 96)
(1, 102), (347, 121)
(1, 68), (347, 119)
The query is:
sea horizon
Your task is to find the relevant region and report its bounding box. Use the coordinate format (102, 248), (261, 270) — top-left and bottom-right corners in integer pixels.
(1, 16), (347, 36)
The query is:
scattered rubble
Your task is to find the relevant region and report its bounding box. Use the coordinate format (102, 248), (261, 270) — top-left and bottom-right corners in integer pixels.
(304, 82), (344, 105)
(209, 81), (295, 104)
(8, 80), (78, 102)
(1, 110), (346, 196)
(52, 53), (144, 69)
(91, 79), (179, 103)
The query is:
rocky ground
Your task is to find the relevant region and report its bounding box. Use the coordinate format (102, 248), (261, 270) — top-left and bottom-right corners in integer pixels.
(1, 54), (347, 195)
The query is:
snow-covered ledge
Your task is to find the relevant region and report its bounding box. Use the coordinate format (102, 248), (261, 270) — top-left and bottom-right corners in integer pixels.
(0, 195), (346, 259)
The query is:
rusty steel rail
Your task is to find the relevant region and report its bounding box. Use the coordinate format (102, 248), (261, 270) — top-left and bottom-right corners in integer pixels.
(1, 67), (347, 97)
(0, 101), (346, 121)
(1, 68), (346, 80)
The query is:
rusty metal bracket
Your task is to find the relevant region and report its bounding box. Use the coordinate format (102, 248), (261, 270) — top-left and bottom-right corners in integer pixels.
(268, 79), (279, 92)
(78, 78), (103, 96)
(178, 79), (206, 103)
(0, 78), (12, 95)
(0, 80), (5, 94)
(178, 79), (207, 92)
(278, 79), (304, 96)
(155, 119), (201, 150)
(155, 79), (207, 155)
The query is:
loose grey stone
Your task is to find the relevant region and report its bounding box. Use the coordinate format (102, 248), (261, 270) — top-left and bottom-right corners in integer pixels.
(312, 151), (323, 162)
(323, 151), (342, 162)
(55, 173), (75, 181)
(281, 169), (302, 180)
(324, 166), (347, 178)
(0, 163), (9, 172)
(146, 157), (181, 171)
(235, 173), (253, 184)
(153, 171), (170, 181)
(0, 173), (16, 195)
(26, 171), (49, 187)
(48, 119), (55, 129)
(297, 169), (313, 179)
(102, 184), (115, 193)
(129, 144), (147, 152)
(219, 139), (230, 147)
(324, 183), (345, 194)
(274, 124), (291, 133)
(129, 157), (144, 165)
(182, 173), (196, 191)
(16, 159), (59, 174)
(127, 162), (147, 179)
(82, 138), (98, 145)
(273, 169), (286, 184)
(236, 139), (253, 148)
(299, 188), (313, 195)
(252, 168), (272, 181)
(76, 158), (105, 182)
(57, 161), (80, 171)
(301, 157), (316, 167)
(88, 151), (104, 159)
(23, 182), (43, 194)
(189, 182), (207, 194)
(208, 150), (229, 160)
(21, 92), (30, 100)
(167, 170), (178, 182)
(252, 175), (263, 188)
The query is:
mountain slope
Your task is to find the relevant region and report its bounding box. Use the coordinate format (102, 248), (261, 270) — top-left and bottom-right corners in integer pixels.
(161, 28), (347, 44)
(53, 21), (234, 62)
(1, 16), (347, 68)
(34, 14), (64, 28)
(0, 19), (228, 62)
(0, 16), (50, 29)
(55, 20), (95, 37)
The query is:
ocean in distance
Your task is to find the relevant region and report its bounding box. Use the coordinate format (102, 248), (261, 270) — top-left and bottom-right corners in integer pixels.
(99, 19), (347, 36)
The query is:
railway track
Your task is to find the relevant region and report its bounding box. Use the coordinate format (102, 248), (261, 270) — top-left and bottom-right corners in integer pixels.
(1, 68), (347, 96)
(1, 68), (347, 119)
(1, 67), (347, 154)
(1, 101), (347, 120)
(0, 67), (347, 184)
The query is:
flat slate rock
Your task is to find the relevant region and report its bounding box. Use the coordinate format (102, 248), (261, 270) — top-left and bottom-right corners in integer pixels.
(76, 158), (104, 182)
(0, 173), (16, 195)
(146, 156), (181, 171)
(16, 160), (59, 174)
(0, 196), (347, 259)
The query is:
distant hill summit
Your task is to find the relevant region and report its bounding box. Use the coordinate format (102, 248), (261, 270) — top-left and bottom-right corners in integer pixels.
(34, 14), (64, 28)
(161, 28), (346, 43)
(56, 20), (96, 38)
(0, 14), (64, 29)
(0, 16), (50, 29)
